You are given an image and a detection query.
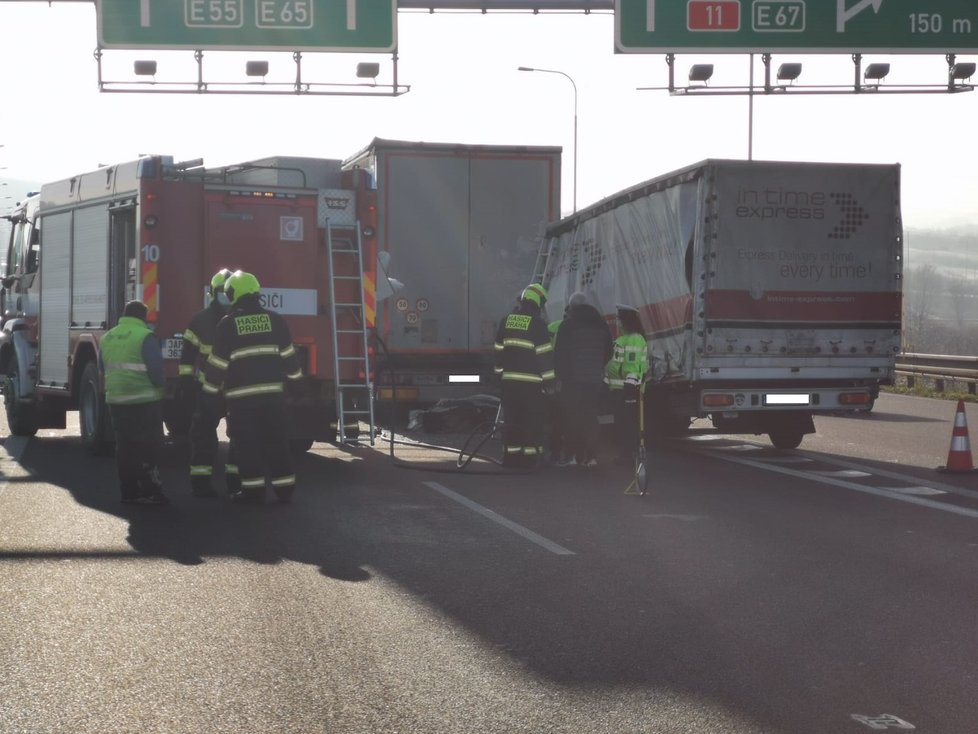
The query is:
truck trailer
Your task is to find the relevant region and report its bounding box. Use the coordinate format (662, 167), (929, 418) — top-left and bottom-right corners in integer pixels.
(539, 159), (903, 449)
(1, 155), (378, 453)
(341, 138), (562, 413)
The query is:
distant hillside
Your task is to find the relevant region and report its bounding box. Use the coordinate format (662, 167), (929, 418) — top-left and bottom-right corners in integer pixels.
(906, 226), (978, 279)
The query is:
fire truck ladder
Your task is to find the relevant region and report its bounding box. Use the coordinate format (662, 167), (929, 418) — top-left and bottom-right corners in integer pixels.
(326, 221), (376, 446)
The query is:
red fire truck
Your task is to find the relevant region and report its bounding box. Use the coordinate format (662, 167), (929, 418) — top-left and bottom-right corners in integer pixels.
(1, 155), (377, 453)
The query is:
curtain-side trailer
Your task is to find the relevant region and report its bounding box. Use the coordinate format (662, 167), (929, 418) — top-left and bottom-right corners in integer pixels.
(540, 159), (903, 449)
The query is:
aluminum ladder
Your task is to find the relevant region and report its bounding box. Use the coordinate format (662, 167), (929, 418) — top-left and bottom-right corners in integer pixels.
(325, 220), (376, 445)
(530, 232), (555, 287)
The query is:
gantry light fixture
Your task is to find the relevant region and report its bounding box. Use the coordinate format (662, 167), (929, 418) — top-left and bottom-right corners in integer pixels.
(951, 62), (976, 81)
(356, 62), (380, 79)
(776, 63), (802, 83)
(95, 49), (410, 96)
(863, 62), (890, 83)
(245, 60), (269, 78)
(639, 52), (975, 96)
(688, 64), (714, 83)
(133, 60), (157, 77)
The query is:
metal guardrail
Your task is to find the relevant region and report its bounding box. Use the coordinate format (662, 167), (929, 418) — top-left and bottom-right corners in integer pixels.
(896, 352), (978, 394)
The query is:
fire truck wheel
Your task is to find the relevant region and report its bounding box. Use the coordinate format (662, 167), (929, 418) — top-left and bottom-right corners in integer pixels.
(4, 360), (38, 437)
(79, 362), (114, 456)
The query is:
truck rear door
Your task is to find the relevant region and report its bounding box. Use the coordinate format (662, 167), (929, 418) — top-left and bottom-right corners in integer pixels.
(701, 161), (902, 367)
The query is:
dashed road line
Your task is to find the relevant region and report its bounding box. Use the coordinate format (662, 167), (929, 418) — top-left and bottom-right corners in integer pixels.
(701, 450), (978, 520)
(423, 480), (575, 556)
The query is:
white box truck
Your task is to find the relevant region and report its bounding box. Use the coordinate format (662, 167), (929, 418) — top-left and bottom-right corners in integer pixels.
(539, 159), (903, 449)
(342, 139), (562, 411)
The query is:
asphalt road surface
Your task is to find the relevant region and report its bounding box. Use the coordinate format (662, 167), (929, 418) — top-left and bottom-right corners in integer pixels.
(1, 393), (977, 733)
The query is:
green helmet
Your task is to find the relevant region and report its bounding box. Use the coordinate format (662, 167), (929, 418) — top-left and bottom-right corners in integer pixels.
(209, 268), (233, 298)
(521, 282), (548, 308)
(225, 270), (261, 304)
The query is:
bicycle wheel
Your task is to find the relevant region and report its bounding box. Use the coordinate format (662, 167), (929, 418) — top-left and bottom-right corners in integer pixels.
(457, 420), (499, 469)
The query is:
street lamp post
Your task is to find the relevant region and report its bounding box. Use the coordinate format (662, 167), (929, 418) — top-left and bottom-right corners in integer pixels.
(518, 66), (578, 214)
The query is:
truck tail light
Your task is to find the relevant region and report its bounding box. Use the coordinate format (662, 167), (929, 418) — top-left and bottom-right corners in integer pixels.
(839, 391), (872, 406)
(703, 393), (735, 408)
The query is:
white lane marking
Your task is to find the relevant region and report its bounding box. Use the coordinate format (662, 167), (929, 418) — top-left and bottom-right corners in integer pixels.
(423, 481), (575, 556)
(704, 453), (978, 521)
(808, 469), (873, 478)
(880, 486), (948, 497)
(756, 456), (815, 464)
(797, 451), (978, 502)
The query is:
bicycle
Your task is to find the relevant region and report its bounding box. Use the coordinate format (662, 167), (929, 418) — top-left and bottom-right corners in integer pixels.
(457, 403), (504, 469)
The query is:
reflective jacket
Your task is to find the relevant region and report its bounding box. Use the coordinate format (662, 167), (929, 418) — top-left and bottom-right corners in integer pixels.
(100, 316), (164, 405)
(179, 300), (227, 384)
(202, 295), (302, 401)
(493, 301), (555, 385)
(606, 332), (648, 390)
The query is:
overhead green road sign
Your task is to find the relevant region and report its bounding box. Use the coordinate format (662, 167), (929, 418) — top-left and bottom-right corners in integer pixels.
(615, 0), (978, 53)
(97, 0), (396, 52)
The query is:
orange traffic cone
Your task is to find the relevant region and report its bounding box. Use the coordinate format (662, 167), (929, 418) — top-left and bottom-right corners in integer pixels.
(938, 400), (978, 473)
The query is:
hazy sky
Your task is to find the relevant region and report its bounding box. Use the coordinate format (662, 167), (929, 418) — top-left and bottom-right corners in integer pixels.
(1, 1), (976, 229)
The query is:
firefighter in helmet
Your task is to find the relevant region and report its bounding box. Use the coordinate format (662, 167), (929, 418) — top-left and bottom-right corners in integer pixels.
(493, 282), (555, 469)
(180, 268), (237, 497)
(201, 271), (304, 504)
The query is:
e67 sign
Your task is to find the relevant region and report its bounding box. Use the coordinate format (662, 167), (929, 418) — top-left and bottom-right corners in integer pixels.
(615, 0), (978, 53)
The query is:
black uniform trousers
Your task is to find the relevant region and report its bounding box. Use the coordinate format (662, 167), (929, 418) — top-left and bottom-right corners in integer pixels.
(109, 401), (164, 500)
(227, 395), (295, 501)
(189, 387), (239, 493)
(612, 384), (641, 461)
(501, 381), (545, 469)
(560, 381), (602, 464)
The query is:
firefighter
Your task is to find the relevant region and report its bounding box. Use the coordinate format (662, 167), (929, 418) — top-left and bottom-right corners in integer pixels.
(99, 300), (168, 505)
(493, 283), (555, 469)
(180, 268), (238, 498)
(606, 304), (649, 465)
(201, 271), (304, 505)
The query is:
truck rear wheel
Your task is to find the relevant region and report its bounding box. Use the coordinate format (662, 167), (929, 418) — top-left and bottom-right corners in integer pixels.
(769, 429), (804, 450)
(79, 362), (114, 456)
(4, 360), (37, 437)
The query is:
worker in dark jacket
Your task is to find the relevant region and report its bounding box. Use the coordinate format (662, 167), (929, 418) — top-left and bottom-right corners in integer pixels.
(554, 291), (613, 467)
(493, 283), (555, 469)
(99, 300), (168, 505)
(201, 271), (304, 505)
(180, 268), (236, 498)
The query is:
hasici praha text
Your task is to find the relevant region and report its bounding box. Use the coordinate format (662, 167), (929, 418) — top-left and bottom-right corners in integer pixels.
(505, 314), (532, 331)
(235, 313), (273, 335)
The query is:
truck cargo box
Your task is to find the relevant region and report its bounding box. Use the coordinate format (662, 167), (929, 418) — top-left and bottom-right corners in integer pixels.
(541, 159), (902, 448)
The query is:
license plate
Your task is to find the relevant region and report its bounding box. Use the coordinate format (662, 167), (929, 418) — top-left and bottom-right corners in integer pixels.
(764, 393), (810, 406)
(162, 338), (183, 360)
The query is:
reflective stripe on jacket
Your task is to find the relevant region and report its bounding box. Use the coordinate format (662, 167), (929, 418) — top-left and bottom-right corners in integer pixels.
(493, 304), (555, 384)
(101, 316), (164, 405)
(179, 301), (227, 383)
(606, 333), (648, 389)
(202, 296), (302, 401)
